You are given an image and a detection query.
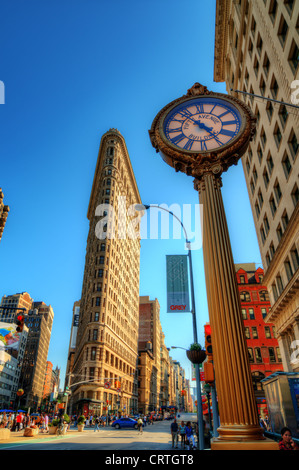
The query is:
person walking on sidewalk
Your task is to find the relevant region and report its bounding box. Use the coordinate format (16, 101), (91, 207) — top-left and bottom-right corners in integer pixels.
(171, 418), (179, 448)
(137, 417), (143, 434)
(94, 416), (100, 432)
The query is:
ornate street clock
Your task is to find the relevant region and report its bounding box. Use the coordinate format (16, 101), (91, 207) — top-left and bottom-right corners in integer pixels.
(149, 82), (256, 177)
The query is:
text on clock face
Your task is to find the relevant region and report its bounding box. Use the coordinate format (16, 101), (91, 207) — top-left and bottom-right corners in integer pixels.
(164, 99), (241, 152)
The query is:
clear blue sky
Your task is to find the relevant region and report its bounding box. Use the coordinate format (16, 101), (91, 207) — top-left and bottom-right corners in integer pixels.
(0, 1), (261, 387)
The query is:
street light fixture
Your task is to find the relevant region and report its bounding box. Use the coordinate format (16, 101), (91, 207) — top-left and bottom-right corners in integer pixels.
(135, 203), (205, 450)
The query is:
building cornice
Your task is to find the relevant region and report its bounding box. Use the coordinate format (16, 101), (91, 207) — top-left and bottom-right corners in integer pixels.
(214, 0), (231, 82)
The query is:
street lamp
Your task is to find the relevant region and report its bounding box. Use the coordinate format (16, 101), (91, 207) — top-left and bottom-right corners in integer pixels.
(135, 203), (205, 450)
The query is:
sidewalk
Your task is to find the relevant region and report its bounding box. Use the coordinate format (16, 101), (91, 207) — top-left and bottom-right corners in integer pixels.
(0, 427), (80, 445)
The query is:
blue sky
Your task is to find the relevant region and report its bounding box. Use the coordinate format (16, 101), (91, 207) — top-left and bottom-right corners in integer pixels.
(0, 0), (261, 387)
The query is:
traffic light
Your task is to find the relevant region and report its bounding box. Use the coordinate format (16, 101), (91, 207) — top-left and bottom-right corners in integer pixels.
(16, 314), (25, 332)
(204, 323), (214, 383)
(204, 323), (212, 362)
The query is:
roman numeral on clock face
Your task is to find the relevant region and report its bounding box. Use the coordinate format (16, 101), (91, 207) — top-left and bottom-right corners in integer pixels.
(183, 139), (193, 150)
(171, 133), (185, 145)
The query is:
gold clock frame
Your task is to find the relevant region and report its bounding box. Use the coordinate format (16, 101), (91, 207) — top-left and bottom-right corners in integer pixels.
(149, 82), (257, 178)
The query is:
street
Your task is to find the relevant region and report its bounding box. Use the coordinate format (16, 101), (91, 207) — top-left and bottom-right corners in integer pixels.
(0, 414), (204, 451)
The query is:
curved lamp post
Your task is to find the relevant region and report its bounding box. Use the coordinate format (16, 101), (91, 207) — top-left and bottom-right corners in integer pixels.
(135, 203), (205, 450)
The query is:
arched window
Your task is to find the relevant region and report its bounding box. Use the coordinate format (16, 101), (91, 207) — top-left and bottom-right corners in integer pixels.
(240, 291), (251, 302)
(255, 347), (262, 363)
(259, 290), (269, 301)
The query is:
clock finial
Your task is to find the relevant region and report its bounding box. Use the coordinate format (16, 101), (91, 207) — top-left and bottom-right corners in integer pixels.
(186, 82), (211, 96)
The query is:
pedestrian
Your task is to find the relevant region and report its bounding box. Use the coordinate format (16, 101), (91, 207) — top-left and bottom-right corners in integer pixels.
(15, 413), (23, 432)
(143, 415), (147, 427)
(179, 421), (186, 448)
(279, 427), (298, 450)
(185, 421), (196, 450)
(94, 416), (100, 432)
(171, 418), (179, 448)
(137, 417), (143, 434)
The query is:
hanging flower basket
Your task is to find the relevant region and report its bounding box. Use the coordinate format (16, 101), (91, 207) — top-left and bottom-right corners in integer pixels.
(186, 345), (206, 364)
(16, 389), (24, 397)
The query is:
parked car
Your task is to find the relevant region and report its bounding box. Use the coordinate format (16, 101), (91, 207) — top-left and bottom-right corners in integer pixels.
(111, 417), (141, 429)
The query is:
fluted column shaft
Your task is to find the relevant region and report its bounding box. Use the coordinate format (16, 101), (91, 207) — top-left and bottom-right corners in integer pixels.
(196, 170), (264, 441)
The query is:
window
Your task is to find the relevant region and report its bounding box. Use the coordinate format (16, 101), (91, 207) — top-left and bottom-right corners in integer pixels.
(276, 275), (284, 294)
(241, 308), (247, 320)
(267, 152), (274, 174)
(284, 0), (294, 16)
(256, 33), (263, 56)
(265, 326), (272, 338)
(96, 297), (101, 306)
(94, 312), (99, 321)
(269, 0), (278, 23)
(274, 123), (282, 148)
(270, 242), (275, 258)
(277, 223), (283, 242)
(291, 183), (299, 207)
(255, 348), (262, 363)
(274, 179), (282, 203)
(91, 347), (96, 360)
(263, 168), (270, 188)
(240, 291), (251, 302)
(245, 327), (250, 339)
(288, 130), (298, 160)
(252, 327), (258, 339)
(278, 15), (289, 46)
(255, 201), (260, 218)
(270, 75), (279, 99)
(268, 347), (276, 362)
(290, 245), (299, 271)
(258, 189), (264, 207)
(264, 215), (270, 235)
(240, 275), (245, 284)
(279, 104), (289, 127)
(248, 348), (254, 363)
(93, 329), (98, 341)
(98, 269), (103, 278)
(288, 40), (299, 73)
(260, 76), (266, 96)
(257, 145), (263, 163)
(261, 308), (267, 319)
(282, 210), (289, 230)
(284, 258), (293, 281)
(266, 100), (274, 121)
(263, 53), (270, 76)
(253, 55), (260, 76)
(282, 152), (292, 178)
(249, 308), (255, 320)
(269, 194), (277, 216)
(272, 283), (279, 301)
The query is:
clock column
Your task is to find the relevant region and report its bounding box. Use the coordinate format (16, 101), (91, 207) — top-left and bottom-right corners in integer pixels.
(194, 166), (277, 450)
(149, 83), (279, 450)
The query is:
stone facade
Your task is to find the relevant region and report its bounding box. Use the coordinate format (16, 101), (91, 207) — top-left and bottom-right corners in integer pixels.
(71, 129), (142, 416)
(214, 0), (299, 373)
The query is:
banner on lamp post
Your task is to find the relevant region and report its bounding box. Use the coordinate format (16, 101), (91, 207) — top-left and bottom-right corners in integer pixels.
(166, 255), (190, 313)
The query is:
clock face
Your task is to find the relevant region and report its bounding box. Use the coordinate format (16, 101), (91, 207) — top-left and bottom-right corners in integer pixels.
(163, 97), (242, 152)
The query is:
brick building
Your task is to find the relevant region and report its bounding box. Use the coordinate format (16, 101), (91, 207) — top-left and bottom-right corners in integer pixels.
(236, 263), (283, 416)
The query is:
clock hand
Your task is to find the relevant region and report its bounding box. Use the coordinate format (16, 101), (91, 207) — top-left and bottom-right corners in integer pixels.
(195, 120), (214, 132)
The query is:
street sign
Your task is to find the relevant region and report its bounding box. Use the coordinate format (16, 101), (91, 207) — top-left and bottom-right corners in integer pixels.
(104, 381), (111, 389)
